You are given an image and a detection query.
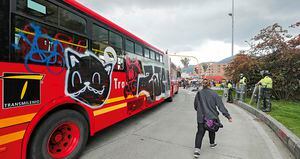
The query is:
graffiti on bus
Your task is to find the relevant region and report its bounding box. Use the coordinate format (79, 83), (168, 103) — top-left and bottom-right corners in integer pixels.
(154, 66), (167, 95)
(124, 57), (143, 98)
(13, 23), (65, 74)
(123, 57), (167, 102)
(138, 65), (167, 101)
(64, 47), (116, 108)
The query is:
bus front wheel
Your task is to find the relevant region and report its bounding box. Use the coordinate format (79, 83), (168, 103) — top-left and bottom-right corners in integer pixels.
(28, 110), (88, 159)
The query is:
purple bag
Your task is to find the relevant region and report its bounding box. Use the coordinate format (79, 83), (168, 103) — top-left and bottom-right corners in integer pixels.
(203, 117), (223, 132)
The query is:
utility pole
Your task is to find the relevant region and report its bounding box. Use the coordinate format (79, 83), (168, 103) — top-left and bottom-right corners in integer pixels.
(228, 0), (235, 57)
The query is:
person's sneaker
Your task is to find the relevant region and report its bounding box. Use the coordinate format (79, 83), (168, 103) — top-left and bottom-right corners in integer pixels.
(210, 143), (217, 148)
(193, 149), (200, 158)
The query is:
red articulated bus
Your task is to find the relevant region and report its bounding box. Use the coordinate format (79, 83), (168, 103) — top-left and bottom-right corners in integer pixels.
(0, 0), (177, 158)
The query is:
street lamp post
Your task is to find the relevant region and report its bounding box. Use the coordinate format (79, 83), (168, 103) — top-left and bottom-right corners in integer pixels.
(228, 0), (235, 57)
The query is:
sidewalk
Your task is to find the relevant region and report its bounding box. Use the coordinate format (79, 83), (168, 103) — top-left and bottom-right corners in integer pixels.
(80, 88), (295, 159)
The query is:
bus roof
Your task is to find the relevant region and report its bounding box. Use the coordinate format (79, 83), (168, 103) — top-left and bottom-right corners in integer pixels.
(64, 0), (164, 54)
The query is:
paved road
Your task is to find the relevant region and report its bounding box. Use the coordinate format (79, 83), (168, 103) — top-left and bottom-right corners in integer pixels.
(81, 88), (295, 159)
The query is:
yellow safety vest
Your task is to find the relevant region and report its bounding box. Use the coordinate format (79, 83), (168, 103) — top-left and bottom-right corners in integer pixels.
(239, 77), (246, 85)
(227, 83), (232, 89)
(259, 76), (273, 89)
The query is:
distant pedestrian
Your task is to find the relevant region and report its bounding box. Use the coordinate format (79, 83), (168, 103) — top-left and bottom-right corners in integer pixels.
(227, 81), (233, 103)
(193, 79), (232, 158)
(237, 73), (247, 101)
(183, 79), (187, 89)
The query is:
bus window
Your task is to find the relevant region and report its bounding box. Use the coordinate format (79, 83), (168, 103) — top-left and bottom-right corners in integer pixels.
(12, 15), (87, 65)
(109, 31), (123, 49)
(135, 44), (143, 56)
(60, 8), (87, 34)
(0, 0), (9, 61)
(55, 31), (87, 54)
(109, 31), (124, 71)
(92, 25), (108, 44)
(155, 53), (160, 62)
(13, 16), (60, 64)
(160, 55), (163, 63)
(92, 24), (109, 58)
(17, 0), (58, 25)
(125, 39), (134, 53)
(150, 50), (155, 60)
(144, 48), (150, 58)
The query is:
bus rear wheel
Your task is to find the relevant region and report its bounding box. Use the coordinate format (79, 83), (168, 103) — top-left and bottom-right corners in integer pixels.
(28, 110), (88, 159)
(167, 96), (173, 102)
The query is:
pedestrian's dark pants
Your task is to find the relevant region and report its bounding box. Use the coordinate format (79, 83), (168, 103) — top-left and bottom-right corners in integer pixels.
(195, 123), (215, 149)
(262, 88), (272, 111)
(227, 88), (233, 103)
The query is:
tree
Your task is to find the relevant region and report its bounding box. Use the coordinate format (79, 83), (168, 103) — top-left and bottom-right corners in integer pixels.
(225, 53), (261, 88)
(249, 23), (300, 99)
(180, 57), (190, 68)
(250, 23), (289, 56)
(201, 63), (209, 72)
(226, 22), (300, 100)
(288, 21), (300, 48)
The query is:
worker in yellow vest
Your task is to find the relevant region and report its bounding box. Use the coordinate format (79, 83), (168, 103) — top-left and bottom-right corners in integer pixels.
(238, 74), (247, 101)
(227, 81), (233, 103)
(257, 71), (273, 112)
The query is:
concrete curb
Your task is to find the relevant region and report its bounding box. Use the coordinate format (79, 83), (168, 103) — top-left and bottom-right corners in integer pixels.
(234, 100), (300, 159)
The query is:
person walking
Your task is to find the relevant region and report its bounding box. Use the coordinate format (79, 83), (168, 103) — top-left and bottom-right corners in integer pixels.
(193, 79), (232, 158)
(183, 79), (187, 89)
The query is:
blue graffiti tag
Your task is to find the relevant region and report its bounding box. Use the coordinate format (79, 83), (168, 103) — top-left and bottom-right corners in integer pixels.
(13, 23), (65, 75)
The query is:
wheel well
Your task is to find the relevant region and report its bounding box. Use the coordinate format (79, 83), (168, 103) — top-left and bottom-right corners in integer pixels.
(27, 104), (90, 156)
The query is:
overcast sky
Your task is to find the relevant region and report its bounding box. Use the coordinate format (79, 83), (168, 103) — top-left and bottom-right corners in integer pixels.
(78, 0), (300, 65)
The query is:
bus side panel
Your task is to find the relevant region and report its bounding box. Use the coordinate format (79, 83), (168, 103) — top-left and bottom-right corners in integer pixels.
(93, 72), (127, 132)
(0, 62), (95, 159)
(93, 97), (164, 133)
(93, 69), (166, 132)
(0, 124), (28, 159)
(0, 62), (67, 159)
(94, 106), (128, 132)
(0, 141), (22, 159)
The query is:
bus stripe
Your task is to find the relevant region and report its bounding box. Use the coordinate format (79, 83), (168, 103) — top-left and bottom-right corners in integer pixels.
(104, 95), (135, 104)
(93, 103), (127, 116)
(3, 75), (44, 80)
(0, 113), (36, 129)
(0, 130), (25, 145)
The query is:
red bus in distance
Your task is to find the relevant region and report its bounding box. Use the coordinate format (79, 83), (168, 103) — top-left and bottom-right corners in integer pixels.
(0, 0), (178, 158)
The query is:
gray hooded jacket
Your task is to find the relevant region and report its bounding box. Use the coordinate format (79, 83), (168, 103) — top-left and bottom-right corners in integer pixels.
(194, 88), (231, 123)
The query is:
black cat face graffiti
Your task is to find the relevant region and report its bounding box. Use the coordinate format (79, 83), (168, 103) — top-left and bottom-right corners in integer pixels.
(65, 48), (114, 107)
